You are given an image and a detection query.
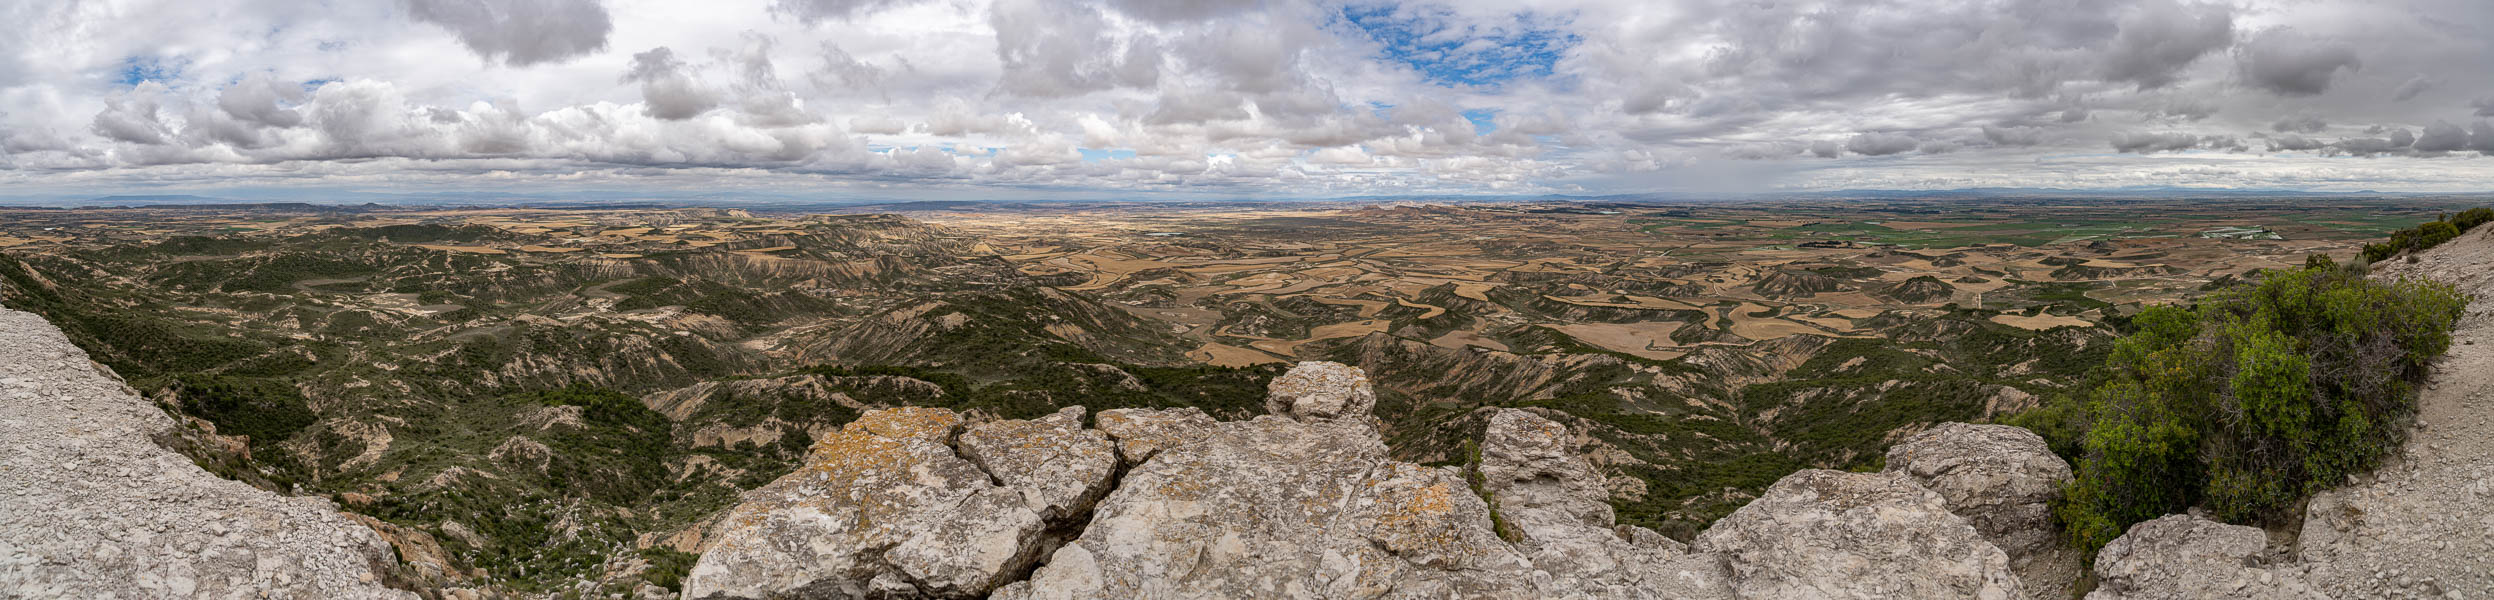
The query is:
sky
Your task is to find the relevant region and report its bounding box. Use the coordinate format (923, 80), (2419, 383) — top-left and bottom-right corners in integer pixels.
(5, 0), (2494, 201)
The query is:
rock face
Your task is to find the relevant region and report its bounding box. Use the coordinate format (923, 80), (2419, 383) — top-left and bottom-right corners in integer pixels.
(1479, 409), (1731, 598)
(997, 363), (1535, 600)
(0, 309), (415, 599)
(682, 406), (1114, 599)
(2083, 514), (2326, 600)
(1883, 422), (2079, 599)
(1694, 469), (2023, 600)
(692, 360), (2089, 600)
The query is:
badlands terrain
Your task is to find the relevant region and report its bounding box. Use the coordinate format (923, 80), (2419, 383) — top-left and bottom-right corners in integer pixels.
(0, 197), (2478, 596)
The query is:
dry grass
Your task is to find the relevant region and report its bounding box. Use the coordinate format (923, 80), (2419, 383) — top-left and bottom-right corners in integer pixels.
(1188, 342), (1287, 367)
(1991, 313), (2092, 330)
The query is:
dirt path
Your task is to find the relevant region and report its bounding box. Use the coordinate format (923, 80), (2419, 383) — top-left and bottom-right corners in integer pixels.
(2291, 225), (2494, 598)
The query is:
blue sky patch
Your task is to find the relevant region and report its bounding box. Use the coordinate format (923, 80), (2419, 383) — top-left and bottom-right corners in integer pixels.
(1339, 5), (1576, 89)
(1079, 148), (1137, 162)
(1462, 109), (1499, 134)
(115, 56), (185, 87)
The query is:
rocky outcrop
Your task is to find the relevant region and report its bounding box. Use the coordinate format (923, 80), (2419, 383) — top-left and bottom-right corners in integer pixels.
(0, 308), (415, 599)
(2083, 515), (2326, 599)
(1693, 470), (2023, 600)
(1480, 409), (1732, 598)
(1260, 360), (1375, 423)
(1883, 423), (2080, 599)
(688, 360), (2092, 600)
(996, 362), (1535, 600)
(681, 406), (1113, 599)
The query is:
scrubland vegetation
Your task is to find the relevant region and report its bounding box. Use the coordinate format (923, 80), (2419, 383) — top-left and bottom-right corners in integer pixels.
(2017, 217), (2478, 558)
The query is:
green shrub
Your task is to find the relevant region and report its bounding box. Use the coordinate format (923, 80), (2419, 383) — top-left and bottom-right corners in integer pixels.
(2418, 221), (2461, 250)
(172, 375), (319, 445)
(2455, 207), (2494, 231)
(2055, 265), (2468, 556)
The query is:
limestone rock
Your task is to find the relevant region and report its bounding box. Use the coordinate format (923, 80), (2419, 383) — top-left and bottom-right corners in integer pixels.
(1480, 409), (1733, 599)
(1693, 469), (2022, 600)
(2084, 514), (2325, 600)
(1883, 422), (2079, 598)
(1262, 360), (1374, 422)
(0, 309), (415, 599)
(958, 406), (1117, 520)
(1092, 406), (1215, 464)
(997, 363), (1539, 600)
(682, 406), (1105, 599)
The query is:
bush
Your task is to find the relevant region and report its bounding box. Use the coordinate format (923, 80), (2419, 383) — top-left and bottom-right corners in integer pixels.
(2454, 207), (2494, 231)
(2055, 265), (2468, 556)
(172, 375), (319, 445)
(2418, 221), (2461, 249)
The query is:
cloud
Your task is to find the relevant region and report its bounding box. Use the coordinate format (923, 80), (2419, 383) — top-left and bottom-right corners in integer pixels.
(2099, 0), (2235, 90)
(988, 0), (1160, 98)
(624, 47), (719, 120)
(91, 96), (173, 145)
(2412, 121), (2468, 152)
(216, 73), (308, 128)
(2272, 116), (2328, 133)
(2469, 122), (2494, 154)
(2235, 29), (2362, 96)
(2265, 134), (2324, 151)
(1845, 132), (1918, 156)
(2111, 131), (2211, 153)
(1982, 126), (2043, 146)
(2392, 75), (2434, 101)
(7, 0), (2494, 196)
(2335, 136), (2404, 157)
(1102, 0), (1262, 23)
(406, 0), (613, 67)
(770, 0), (919, 24)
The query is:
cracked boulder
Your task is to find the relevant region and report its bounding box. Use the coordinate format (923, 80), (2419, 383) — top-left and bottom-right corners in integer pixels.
(1693, 469), (2023, 600)
(1479, 409), (1732, 598)
(1883, 423), (2079, 599)
(995, 362), (1540, 600)
(681, 406), (1114, 599)
(958, 406), (1118, 521)
(1091, 406), (1215, 465)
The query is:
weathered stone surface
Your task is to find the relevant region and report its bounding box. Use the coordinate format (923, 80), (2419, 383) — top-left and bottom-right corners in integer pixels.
(958, 406), (1117, 520)
(995, 363), (1540, 600)
(1092, 406), (1215, 464)
(1884, 422), (2079, 599)
(1480, 409), (1732, 599)
(2084, 514), (2326, 600)
(1262, 360), (1374, 422)
(682, 407), (1070, 599)
(1693, 469), (2022, 600)
(0, 309), (416, 600)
